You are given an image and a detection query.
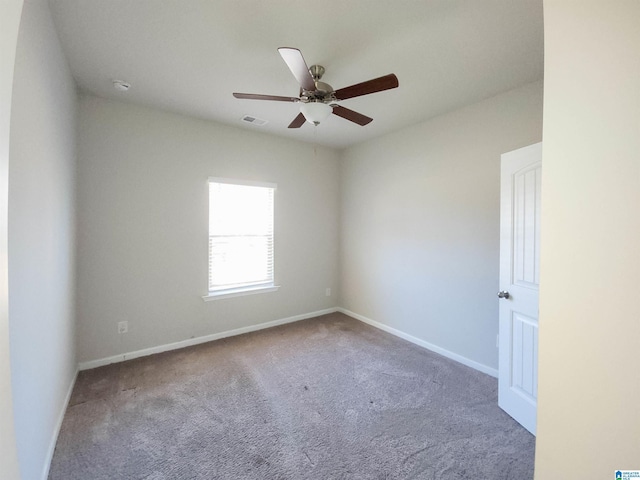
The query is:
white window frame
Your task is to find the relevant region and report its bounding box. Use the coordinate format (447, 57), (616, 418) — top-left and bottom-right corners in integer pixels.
(202, 177), (279, 301)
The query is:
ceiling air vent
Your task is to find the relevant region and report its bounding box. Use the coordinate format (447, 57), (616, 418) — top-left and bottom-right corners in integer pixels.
(241, 115), (268, 126)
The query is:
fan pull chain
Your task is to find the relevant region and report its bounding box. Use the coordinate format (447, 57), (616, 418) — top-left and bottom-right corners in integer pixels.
(314, 125), (317, 160)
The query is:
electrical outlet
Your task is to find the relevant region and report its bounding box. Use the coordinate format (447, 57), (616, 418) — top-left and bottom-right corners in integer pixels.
(325, 288), (331, 297)
(118, 321), (128, 334)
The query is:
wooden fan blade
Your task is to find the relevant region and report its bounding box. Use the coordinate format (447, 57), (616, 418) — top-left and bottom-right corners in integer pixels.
(334, 74), (399, 100)
(288, 112), (306, 128)
(278, 47), (316, 92)
(332, 105), (373, 126)
(233, 93), (299, 102)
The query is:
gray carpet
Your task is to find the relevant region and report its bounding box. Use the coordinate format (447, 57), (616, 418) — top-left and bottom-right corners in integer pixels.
(49, 312), (534, 479)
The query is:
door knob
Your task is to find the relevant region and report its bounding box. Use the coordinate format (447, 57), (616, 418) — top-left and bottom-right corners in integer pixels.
(497, 291), (510, 299)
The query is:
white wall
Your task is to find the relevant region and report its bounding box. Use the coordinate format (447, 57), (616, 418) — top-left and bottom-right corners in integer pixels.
(0, 0), (24, 478)
(340, 81), (543, 372)
(76, 95), (339, 363)
(535, 1), (640, 477)
(8, 1), (78, 479)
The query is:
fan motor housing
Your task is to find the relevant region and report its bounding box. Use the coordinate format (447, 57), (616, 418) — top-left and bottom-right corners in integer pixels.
(305, 65), (334, 101)
(313, 81), (333, 95)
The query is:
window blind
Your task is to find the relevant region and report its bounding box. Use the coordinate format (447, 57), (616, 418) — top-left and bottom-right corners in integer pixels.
(208, 179), (275, 292)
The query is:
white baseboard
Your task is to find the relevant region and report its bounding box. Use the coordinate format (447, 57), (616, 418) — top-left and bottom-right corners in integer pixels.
(338, 308), (498, 378)
(78, 307), (339, 371)
(42, 366), (78, 480)
(78, 305), (496, 376)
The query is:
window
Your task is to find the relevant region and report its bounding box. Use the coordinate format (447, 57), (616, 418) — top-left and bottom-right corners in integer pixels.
(204, 178), (278, 300)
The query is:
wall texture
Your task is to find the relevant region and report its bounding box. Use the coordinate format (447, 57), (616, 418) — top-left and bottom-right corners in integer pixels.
(8, 0), (78, 478)
(339, 81), (543, 373)
(535, 1), (640, 477)
(1, 0), (24, 478)
(76, 95), (340, 363)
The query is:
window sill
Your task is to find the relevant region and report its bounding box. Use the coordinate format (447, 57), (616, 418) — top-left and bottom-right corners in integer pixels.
(202, 285), (280, 301)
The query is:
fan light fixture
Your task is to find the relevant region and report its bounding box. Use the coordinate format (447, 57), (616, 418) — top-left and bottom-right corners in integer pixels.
(300, 102), (332, 125)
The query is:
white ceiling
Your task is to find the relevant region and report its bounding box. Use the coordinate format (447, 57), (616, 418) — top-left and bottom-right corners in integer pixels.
(49, 0), (543, 150)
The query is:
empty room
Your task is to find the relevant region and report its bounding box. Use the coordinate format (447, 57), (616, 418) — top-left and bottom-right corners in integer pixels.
(1, 1), (638, 479)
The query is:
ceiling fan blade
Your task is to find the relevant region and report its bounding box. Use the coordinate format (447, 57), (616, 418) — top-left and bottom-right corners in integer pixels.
(334, 74), (399, 101)
(233, 93), (299, 102)
(332, 105), (373, 126)
(278, 47), (316, 92)
(288, 112), (306, 128)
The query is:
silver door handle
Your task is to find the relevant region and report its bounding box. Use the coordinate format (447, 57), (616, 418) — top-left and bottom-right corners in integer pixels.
(497, 291), (510, 299)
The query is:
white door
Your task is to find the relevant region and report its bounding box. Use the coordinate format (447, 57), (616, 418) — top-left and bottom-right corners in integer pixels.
(498, 142), (542, 435)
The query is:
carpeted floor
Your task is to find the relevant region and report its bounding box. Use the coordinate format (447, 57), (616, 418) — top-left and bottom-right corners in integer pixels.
(49, 312), (534, 479)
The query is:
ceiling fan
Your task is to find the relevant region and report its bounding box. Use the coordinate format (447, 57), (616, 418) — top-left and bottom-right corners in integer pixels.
(233, 47), (399, 128)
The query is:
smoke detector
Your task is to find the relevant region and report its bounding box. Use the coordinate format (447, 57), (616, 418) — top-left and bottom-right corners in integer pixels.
(112, 80), (131, 92)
